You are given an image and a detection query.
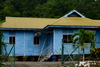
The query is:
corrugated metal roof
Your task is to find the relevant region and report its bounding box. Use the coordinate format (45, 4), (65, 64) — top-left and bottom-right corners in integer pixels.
(1, 17), (57, 29)
(50, 17), (100, 26)
(1, 17), (100, 29)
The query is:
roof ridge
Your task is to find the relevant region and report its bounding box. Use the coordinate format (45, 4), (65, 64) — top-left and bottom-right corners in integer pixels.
(50, 17), (64, 25)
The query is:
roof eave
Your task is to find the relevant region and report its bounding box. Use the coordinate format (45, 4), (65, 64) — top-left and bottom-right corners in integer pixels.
(44, 25), (100, 29)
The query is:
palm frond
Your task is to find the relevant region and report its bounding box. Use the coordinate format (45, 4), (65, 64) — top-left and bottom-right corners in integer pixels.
(72, 37), (79, 44)
(72, 37), (79, 48)
(80, 45), (88, 49)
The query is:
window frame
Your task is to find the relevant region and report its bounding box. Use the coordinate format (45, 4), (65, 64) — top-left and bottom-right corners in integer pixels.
(9, 36), (15, 44)
(34, 36), (40, 45)
(62, 34), (72, 43)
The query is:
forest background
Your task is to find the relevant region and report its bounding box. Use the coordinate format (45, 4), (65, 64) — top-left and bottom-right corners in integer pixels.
(0, 0), (100, 22)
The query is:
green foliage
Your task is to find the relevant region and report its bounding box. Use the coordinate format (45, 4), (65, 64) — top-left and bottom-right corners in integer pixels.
(30, 56), (34, 59)
(0, 55), (3, 62)
(0, 55), (7, 65)
(86, 56), (91, 59)
(0, 23), (6, 64)
(0, 0), (100, 21)
(55, 49), (62, 59)
(22, 56), (28, 59)
(0, 20), (5, 23)
(90, 47), (100, 59)
(71, 29), (95, 49)
(0, 30), (5, 46)
(71, 29), (95, 61)
(0, 24), (6, 56)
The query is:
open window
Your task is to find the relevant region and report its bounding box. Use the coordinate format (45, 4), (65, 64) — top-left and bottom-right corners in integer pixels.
(63, 35), (72, 43)
(34, 36), (40, 45)
(9, 36), (15, 44)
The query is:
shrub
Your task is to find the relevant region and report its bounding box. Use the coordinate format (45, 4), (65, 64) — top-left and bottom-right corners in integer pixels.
(90, 47), (100, 59)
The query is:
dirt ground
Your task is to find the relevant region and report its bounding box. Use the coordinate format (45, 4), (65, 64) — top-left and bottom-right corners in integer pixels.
(5, 61), (100, 67)
(15, 62), (61, 67)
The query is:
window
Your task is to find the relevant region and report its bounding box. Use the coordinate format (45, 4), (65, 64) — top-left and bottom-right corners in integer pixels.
(34, 36), (40, 45)
(9, 36), (15, 44)
(63, 35), (72, 43)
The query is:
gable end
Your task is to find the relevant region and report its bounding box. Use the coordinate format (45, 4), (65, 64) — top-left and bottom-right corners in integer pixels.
(63, 10), (86, 18)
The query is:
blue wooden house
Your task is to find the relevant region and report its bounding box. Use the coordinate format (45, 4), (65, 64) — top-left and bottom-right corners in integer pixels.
(1, 10), (100, 61)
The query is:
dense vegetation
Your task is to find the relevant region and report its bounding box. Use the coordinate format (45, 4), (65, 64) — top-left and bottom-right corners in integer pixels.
(90, 47), (100, 59)
(0, 0), (100, 21)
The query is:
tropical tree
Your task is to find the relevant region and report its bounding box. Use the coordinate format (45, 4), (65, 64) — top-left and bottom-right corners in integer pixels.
(71, 29), (95, 61)
(0, 23), (6, 65)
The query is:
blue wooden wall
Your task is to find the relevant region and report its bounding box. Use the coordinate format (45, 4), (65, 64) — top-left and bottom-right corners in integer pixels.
(53, 28), (100, 55)
(2, 28), (100, 56)
(2, 30), (53, 56)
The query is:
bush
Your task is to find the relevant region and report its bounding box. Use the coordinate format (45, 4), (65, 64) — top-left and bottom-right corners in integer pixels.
(90, 47), (100, 59)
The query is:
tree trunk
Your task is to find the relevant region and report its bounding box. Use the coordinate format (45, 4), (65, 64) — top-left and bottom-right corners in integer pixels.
(82, 49), (85, 61)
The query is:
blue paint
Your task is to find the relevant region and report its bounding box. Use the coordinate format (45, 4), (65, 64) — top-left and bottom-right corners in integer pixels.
(2, 28), (100, 56)
(53, 28), (100, 55)
(52, 55), (57, 61)
(2, 30), (42, 56)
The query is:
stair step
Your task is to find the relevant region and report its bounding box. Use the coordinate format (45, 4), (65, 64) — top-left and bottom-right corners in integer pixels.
(39, 52), (54, 62)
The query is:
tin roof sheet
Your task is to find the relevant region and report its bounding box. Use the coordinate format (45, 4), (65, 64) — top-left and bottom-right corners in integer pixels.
(1, 17), (100, 29)
(50, 17), (100, 26)
(1, 17), (57, 29)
